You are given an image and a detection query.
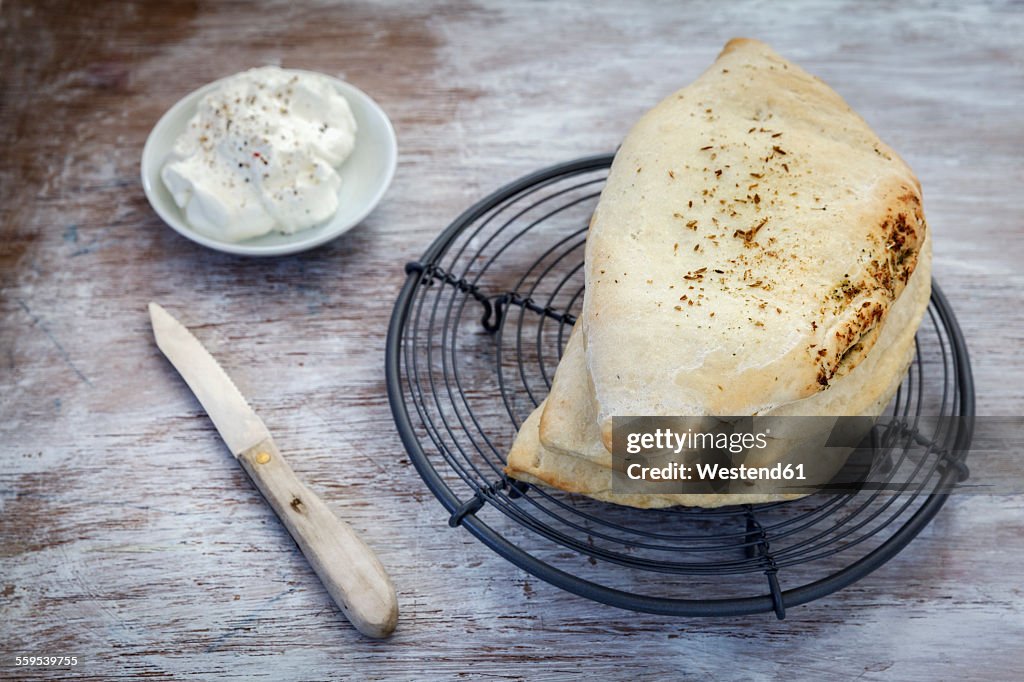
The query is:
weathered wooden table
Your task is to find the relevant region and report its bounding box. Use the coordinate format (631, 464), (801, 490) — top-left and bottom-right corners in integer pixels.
(2, 1), (1022, 679)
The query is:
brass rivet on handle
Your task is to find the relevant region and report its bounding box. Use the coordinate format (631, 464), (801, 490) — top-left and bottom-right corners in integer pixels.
(255, 452), (271, 465)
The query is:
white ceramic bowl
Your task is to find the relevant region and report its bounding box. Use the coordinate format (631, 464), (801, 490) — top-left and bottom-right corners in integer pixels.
(141, 69), (397, 256)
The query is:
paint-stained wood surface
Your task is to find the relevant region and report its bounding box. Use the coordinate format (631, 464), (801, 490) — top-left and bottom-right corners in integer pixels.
(2, 1), (1022, 679)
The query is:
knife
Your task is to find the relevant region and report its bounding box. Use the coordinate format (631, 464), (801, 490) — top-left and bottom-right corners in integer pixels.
(148, 302), (398, 638)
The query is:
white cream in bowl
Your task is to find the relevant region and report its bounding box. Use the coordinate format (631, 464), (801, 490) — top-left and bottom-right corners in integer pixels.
(160, 66), (358, 242)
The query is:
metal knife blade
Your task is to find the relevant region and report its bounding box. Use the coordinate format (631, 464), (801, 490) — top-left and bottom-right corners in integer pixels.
(148, 302), (269, 455)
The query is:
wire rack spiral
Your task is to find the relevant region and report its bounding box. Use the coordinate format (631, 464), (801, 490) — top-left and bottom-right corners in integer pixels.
(386, 154), (975, 618)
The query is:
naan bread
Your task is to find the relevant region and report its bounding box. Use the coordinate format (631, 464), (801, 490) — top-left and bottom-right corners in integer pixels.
(582, 38), (927, 445)
(507, 237), (930, 508)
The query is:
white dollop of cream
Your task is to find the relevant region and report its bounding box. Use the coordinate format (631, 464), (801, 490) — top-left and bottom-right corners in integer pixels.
(161, 66), (358, 242)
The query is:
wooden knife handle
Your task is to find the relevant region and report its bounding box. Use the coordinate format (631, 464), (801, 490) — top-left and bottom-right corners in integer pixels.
(238, 437), (398, 638)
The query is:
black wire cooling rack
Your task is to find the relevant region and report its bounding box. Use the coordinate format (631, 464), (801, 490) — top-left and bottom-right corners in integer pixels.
(385, 154), (975, 618)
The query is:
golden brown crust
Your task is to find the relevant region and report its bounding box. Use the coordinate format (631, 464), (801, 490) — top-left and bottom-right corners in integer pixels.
(817, 180), (926, 388)
(719, 37), (760, 57)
